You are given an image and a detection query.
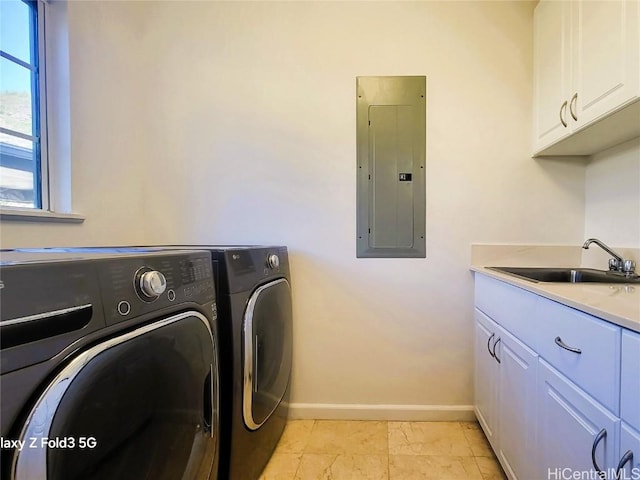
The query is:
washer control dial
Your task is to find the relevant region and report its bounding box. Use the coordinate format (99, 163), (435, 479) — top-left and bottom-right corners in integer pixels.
(267, 254), (280, 270)
(136, 269), (167, 300)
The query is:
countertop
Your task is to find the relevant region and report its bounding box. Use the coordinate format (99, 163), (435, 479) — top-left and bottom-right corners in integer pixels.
(472, 266), (640, 333)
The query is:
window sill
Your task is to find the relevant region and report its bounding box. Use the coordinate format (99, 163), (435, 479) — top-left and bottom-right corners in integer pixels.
(0, 208), (85, 224)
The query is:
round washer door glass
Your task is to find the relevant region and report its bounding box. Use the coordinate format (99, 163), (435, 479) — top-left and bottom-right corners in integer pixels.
(12, 312), (219, 480)
(243, 278), (293, 430)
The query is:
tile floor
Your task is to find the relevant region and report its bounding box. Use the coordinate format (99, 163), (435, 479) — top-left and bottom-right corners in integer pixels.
(260, 420), (507, 480)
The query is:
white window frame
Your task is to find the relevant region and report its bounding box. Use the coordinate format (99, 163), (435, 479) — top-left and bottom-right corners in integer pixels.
(38, 0), (50, 211)
(1, 0), (82, 223)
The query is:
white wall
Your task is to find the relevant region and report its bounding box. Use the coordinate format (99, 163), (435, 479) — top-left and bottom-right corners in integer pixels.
(582, 138), (640, 268)
(0, 1), (151, 248)
(140, 1), (586, 418)
(585, 138), (640, 247)
(0, 0), (593, 418)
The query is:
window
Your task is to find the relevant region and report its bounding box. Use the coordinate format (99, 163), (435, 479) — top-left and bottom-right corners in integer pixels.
(0, 0), (47, 210)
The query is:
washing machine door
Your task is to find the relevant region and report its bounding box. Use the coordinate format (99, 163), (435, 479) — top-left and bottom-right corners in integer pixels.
(11, 311), (219, 480)
(243, 278), (293, 431)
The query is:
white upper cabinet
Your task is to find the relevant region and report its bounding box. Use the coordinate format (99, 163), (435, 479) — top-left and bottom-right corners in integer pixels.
(572, 1), (640, 128)
(533, 0), (640, 157)
(533, 0), (572, 150)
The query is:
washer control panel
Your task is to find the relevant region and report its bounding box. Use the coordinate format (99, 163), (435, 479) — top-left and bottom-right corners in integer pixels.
(98, 251), (215, 325)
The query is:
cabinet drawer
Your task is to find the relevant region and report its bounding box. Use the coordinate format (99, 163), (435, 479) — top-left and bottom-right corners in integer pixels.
(474, 275), (537, 349)
(535, 297), (621, 414)
(621, 330), (640, 430)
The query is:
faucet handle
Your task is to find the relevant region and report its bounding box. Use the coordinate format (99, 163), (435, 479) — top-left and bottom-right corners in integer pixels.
(623, 260), (636, 274)
(609, 258), (621, 271)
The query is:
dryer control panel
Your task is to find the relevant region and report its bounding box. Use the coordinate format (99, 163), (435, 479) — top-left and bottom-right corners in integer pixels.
(215, 246), (290, 294)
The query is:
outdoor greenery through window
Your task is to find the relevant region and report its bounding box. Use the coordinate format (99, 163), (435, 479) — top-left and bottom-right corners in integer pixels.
(0, 0), (45, 209)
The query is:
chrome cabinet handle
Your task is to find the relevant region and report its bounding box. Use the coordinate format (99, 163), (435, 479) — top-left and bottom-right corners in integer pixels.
(555, 336), (582, 354)
(493, 337), (501, 364)
(570, 93), (578, 121)
(616, 450), (634, 476)
(591, 428), (607, 477)
(487, 333), (496, 358)
(560, 100), (568, 127)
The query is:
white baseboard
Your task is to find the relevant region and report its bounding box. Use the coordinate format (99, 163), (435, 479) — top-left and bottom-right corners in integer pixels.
(287, 403), (477, 422)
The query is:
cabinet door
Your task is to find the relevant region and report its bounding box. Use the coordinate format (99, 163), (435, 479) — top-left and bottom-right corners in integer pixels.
(474, 309), (499, 450)
(533, 0), (572, 152)
(496, 327), (538, 480)
(621, 330), (640, 431)
(572, 0), (640, 128)
(618, 423), (640, 477)
(537, 360), (619, 479)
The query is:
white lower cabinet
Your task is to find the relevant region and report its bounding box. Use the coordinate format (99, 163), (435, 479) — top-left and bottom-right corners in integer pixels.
(619, 423), (640, 477)
(496, 326), (538, 480)
(537, 360), (619, 479)
(474, 309), (499, 449)
(474, 308), (537, 480)
(620, 330), (640, 477)
(621, 331), (640, 430)
(475, 274), (637, 480)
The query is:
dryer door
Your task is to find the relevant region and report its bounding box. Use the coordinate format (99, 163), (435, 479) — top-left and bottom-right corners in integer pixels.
(243, 278), (293, 430)
(12, 311), (219, 480)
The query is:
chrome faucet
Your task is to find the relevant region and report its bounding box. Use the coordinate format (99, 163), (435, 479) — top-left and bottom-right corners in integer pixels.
(582, 238), (636, 275)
